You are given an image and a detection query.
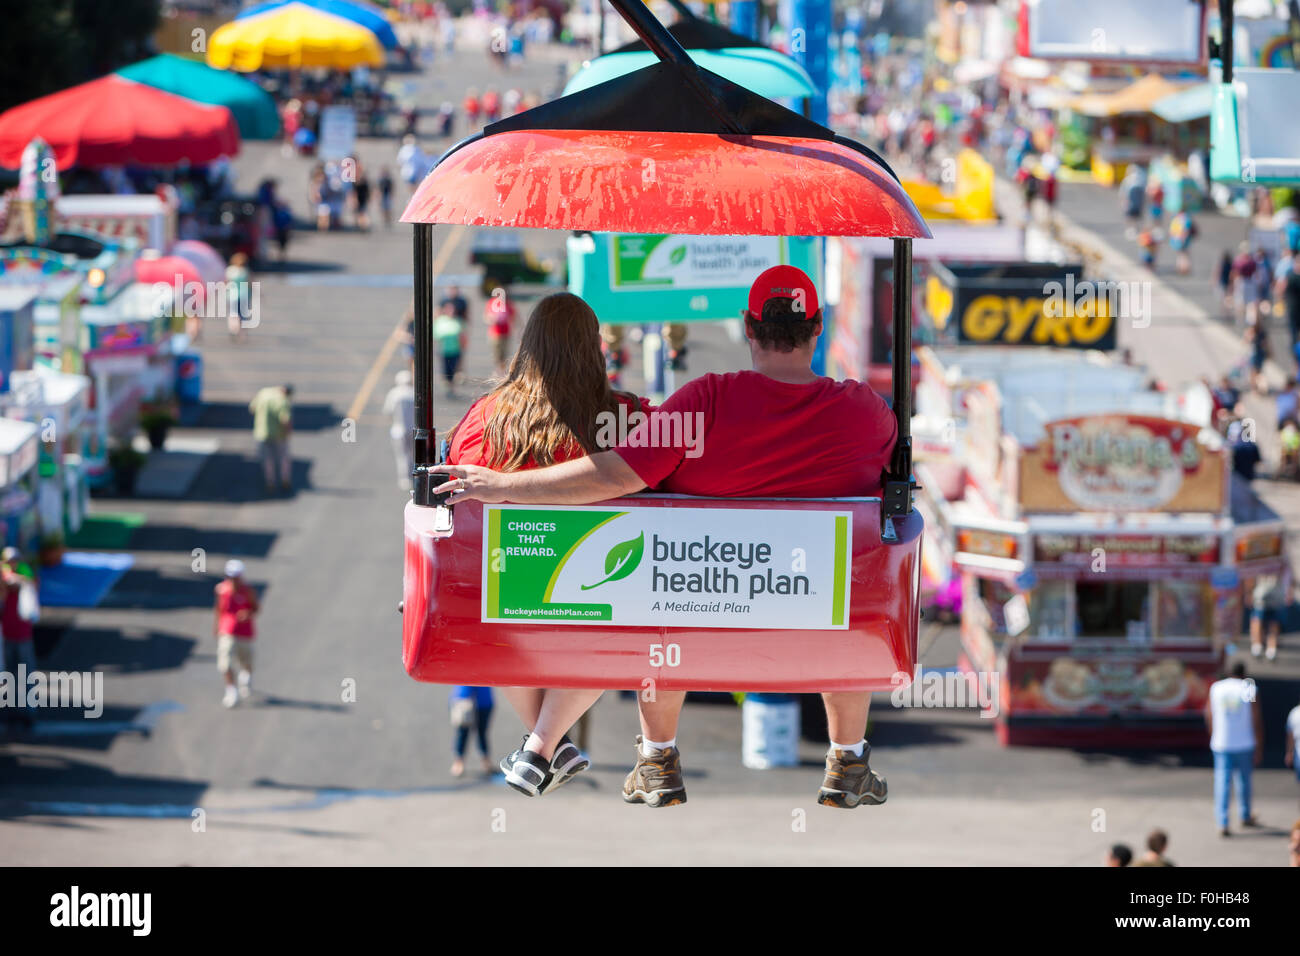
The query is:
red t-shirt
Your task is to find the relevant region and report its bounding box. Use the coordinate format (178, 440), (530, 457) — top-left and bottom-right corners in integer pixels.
(614, 371), (897, 497)
(485, 299), (515, 337)
(216, 581), (256, 639)
(2, 580), (32, 643)
(450, 391), (656, 469)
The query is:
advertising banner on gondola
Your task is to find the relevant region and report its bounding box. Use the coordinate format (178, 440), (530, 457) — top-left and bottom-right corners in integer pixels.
(481, 504), (851, 629)
(568, 233), (822, 324)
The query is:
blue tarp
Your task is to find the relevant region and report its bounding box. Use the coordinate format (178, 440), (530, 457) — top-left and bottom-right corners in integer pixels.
(38, 552), (135, 608)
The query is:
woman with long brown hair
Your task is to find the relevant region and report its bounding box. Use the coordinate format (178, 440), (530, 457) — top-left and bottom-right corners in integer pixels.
(446, 292), (653, 797)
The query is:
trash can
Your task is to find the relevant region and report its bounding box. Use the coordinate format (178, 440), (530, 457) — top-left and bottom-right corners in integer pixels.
(741, 693), (800, 769)
(175, 352), (202, 405)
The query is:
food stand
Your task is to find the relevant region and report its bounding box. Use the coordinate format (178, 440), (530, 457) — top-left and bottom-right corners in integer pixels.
(914, 345), (1267, 748)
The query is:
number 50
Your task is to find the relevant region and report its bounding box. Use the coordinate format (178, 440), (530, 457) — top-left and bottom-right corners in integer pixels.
(649, 643), (681, 668)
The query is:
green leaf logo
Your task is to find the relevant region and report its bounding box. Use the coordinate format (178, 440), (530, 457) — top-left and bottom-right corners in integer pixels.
(582, 532), (644, 590)
(669, 245), (687, 265)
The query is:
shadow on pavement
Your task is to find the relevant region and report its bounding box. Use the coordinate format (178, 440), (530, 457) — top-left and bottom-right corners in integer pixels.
(254, 695), (349, 713)
(147, 452), (314, 504)
(40, 626), (196, 675)
(0, 756), (208, 821)
(129, 524), (277, 558)
(253, 259), (344, 275)
(99, 569), (247, 610)
(196, 401), (340, 432)
(2, 701), (180, 753)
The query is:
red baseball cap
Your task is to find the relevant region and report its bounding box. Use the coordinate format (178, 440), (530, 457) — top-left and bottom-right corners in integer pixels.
(747, 265), (819, 320)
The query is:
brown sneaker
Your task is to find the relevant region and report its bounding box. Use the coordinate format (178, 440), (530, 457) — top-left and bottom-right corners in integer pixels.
(622, 736), (687, 807)
(817, 744), (887, 809)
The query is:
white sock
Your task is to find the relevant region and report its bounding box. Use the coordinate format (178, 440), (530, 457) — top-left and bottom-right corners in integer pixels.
(830, 739), (865, 757)
(641, 736), (675, 755)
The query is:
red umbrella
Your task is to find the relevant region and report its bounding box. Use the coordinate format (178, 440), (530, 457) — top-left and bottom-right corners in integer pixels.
(0, 75), (241, 171)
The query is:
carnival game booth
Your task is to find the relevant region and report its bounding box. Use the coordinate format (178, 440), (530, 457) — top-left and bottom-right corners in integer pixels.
(913, 345), (1278, 748)
(400, 0), (928, 696)
(80, 282), (176, 485)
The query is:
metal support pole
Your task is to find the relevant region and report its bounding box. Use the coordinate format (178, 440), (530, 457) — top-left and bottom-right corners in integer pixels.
(881, 238), (914, 541)
(411, 223), (437, 505)
(606, 0), (745, 134)
(1217, 0), (1234, 84)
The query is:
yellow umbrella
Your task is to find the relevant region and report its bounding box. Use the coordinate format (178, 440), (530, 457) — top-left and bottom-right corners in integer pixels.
(207, 3), (385, 72)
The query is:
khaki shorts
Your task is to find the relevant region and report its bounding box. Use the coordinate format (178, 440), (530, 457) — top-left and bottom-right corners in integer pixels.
(490, 332), (509, 366)
(217, 634), (254, 674)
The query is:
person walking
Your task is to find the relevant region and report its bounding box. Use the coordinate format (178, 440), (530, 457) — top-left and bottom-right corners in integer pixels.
(1169, 210), (1197, 275)
(378, 168), (394, 228)
(225, 252), (252, 341)
(383, 370), (415, 491)
(1132, 829), (1175, 866)
(1103, 845), (1132, 867)
(351, 162), (372, 232)
(434, 301), (467, 398)
(213, 560), (259, 709)
(484, 289), (516, 378)
(1250, 568), (1290, 662)
(0, 550), (31, 728)
(249, 384), (293, 494)
(1218, 250), (1235, 317)
(1233, 243), (1260, 329)
(449, 685), (495, 777)
(1206, 660), (1264, 837)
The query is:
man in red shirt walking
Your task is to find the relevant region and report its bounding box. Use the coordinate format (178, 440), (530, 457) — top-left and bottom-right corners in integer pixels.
(1, 548), (34, 728)
(434, 266), (898, 809)
(214, 559), (260, 709)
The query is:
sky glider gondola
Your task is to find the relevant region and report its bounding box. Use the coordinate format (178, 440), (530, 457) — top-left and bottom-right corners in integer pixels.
(399, 0), (930, 693)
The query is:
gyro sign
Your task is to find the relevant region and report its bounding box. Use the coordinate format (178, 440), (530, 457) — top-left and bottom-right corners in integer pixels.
(1018, 415), (1224, 514)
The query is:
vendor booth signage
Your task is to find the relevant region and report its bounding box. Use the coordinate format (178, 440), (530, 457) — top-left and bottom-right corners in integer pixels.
(569, 233), (822, 324)
(927, 262), (1119, 350)
(1035, 532), (1220, 567)
(1019, 415), (1224, 514)
(481, 504), (851, 629)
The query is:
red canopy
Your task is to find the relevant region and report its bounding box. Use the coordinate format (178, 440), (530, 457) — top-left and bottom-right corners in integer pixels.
(0, 76), (241, 170)
(135, 255), (206, 306)
(401, 129), (930, 238)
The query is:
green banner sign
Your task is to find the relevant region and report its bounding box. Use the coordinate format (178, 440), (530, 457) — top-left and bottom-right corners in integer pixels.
(568, 233), (822, 324)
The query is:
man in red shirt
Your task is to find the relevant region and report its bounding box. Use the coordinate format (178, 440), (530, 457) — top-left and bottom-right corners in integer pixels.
(214, 559), (260, 709)
(434, 266), (897, 809)
(1, 548), (33, 728)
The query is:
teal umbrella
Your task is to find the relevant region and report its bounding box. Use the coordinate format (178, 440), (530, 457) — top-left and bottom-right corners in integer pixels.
(117, 54), (281, 140)
(564, 47), (817, 101)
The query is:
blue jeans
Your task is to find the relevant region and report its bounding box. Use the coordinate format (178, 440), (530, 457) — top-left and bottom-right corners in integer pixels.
(3, 641), (37, 717)
(1212, 749), (1254, 829)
